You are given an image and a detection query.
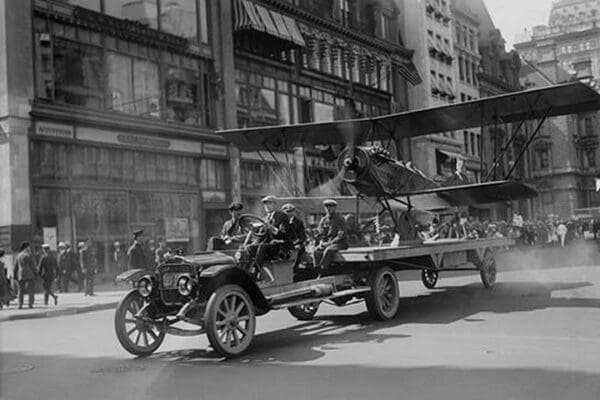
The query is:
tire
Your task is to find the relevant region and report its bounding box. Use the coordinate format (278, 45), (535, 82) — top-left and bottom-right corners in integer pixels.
(421, 269), (439, 289)
(114, 290), (166, 357)
(365, 267), (400, 321)
(478, 249), (497, 288)
(205, 284), (256, 358)
(288, 302), (320, 320)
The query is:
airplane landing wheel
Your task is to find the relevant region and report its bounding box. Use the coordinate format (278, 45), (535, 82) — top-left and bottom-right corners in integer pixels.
(421, 269), (438, 289)
(288, 302), (320, 321)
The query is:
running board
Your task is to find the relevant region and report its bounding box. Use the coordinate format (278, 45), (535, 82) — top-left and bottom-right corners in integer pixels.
(271, 287), (371, 310)
(166, 326), (205, 337)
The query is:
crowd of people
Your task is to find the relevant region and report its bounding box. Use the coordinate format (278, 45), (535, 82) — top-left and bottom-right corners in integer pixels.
(0, 229), (175, 310)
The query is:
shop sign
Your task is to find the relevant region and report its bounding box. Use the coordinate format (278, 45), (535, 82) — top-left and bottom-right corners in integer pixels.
(42, 227), (57, 251)
(165, 218), (190, 242)
(202, 191), (227, 203)
(203, 143), (228, 157)
(117, 134), (171, 149)
(35, 122), (74, 139)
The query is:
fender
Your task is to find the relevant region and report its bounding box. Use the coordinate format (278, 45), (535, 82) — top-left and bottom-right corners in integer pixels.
(116, 268), (148, 283)
(198, 264), (270, 314)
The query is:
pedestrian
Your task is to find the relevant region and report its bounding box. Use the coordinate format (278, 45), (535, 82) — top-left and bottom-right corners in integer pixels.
(113, 241), (127, 285)
(556, 221), (568, 247)
(57, 242), (68, 292)
(14, 241), (38, 309)
(62, 242), (81, 292)
(79, 239), (95, 296)
(38, 243), (58, 305)
(0, 249), (10, 308)
(127, 230), (147, 270)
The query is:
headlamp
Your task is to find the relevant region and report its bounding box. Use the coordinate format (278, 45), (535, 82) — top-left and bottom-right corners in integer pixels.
(177, 275), (194, 296)
(137, 276), (153, 297)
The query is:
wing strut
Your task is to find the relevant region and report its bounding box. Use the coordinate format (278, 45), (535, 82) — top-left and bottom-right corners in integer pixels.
(505, 105), (554, 180)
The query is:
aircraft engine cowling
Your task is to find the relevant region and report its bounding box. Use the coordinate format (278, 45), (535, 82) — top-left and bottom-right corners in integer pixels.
(337, 146), (438, 197)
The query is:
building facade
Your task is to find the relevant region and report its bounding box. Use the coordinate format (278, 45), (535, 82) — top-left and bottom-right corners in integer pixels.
(0, 0), (419, 270)
(515, 0), (600, 218)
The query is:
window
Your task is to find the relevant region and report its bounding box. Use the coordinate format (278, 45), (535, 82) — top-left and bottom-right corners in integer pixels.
(106, 52), (160, 117)
(165, 66), (200, 124)
(200, 159), (227, 189)
(381, 13), (395, 42)
(53, 39), (103, 108)
(470, 132), (475, 156)
(463, 131), (469, 154)
(31, 141), (69, 181)
(340, 0), (354, 26)
(160, 0), (199, 44)
(458, 56), (465, 81)
(538, 149), (550, 169)
(105, 0), (159, 29)
(585, 117), (594, 135)
(586, 149), (596, 167)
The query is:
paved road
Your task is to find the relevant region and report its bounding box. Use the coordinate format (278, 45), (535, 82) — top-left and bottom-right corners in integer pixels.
(2, 266), (600, 400)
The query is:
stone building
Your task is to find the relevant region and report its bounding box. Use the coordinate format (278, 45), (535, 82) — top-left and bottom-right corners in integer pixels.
(515, 0), (600, 218)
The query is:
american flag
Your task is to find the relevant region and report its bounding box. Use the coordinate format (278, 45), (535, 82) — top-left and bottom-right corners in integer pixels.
(397, 61), (422, 86)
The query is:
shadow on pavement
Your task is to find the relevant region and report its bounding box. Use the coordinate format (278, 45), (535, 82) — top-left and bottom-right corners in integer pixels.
(2, 350), (600, 400)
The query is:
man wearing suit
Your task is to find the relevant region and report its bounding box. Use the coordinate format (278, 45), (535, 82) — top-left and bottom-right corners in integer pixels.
(38, 243), (59, 305)
(247, 196), (289, 277)
(207, 202), (247, 250)
(282, 203), (307, 249)
(127, 229), (147, 270)
(14, 242), (38, 309)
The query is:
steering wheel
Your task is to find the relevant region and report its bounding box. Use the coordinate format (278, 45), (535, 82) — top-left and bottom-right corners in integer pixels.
(238, 214), (270, 243)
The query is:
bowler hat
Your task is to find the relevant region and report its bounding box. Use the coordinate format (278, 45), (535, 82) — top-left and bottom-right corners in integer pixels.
(323, 199), (337, 206)
(228, 202), (243, 211)
(132, 229), (144, 238)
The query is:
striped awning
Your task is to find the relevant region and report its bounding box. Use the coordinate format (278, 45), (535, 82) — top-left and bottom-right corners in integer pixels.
(233, 0), (305, 47)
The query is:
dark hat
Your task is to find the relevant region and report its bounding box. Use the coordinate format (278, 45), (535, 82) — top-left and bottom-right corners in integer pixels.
(282, 203), (296, 212)
(323, 199), (337, 206)
(261, 195), (277, 203)
(133, 229), (144, 238)
(19, 241), (31, 251)
(228, 202), (243, 211)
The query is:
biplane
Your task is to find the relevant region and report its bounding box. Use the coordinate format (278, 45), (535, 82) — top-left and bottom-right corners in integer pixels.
(114, 82), (600, 358)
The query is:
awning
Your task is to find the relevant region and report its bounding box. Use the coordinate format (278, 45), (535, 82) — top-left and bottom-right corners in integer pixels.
(430, 74), (441, 93)
(233, 0), (305, 48)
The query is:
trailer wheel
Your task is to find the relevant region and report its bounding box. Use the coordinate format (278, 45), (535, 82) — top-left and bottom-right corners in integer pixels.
(421, 269), (438, 289)
(365, 267), (400, 321)
(205, 284), (256, 358)
(288, 302), (320, 320)
(478, 249), (497, 288)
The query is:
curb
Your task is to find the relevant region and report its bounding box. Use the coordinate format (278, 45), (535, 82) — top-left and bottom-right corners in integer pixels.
(0, 301), (119, 322)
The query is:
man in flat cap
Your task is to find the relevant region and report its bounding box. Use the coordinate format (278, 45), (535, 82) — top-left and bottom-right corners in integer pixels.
(246, 196), (289, 278)
(207, 202), (248, 251)
(38, 243), (58, 305)
(313, 199), (348, 275)
(128, 229), (147, 270)
(14, 241), (38, 309)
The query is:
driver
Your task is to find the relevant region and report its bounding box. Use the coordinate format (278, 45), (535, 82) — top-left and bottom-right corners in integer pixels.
(207, 202), (246, 251)
(246, 195), (289, 277)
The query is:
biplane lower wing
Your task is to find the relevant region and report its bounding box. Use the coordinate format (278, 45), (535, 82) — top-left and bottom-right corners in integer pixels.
(398, 180), (538, 206)
(218, 82), (600, 151)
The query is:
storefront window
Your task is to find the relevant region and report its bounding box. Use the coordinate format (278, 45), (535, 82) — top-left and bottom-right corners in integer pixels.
(161, 0), (198, 44)
(32, 188), (72, 243)
(31, 142), (69, 181)
(53, 40), (103, 109)
(200, 159), (226, 189)
(107, 52), (135, 114)
(106, 0), (158, 29)
(165, 67), (199, 124)
(133, 59), (160, 117)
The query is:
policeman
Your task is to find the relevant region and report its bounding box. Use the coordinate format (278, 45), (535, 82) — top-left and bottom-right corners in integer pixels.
(313, 199), (348, 274)
(207, 202), (247, 251)
(127, 229), (147, 270)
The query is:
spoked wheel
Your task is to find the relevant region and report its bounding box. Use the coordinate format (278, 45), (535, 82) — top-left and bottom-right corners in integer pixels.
(205, 285), (256, 358)
(479, 249), (497, 288)
(114, 290), (166, 357)
(288, 302), (320, 321)
(421, 269), (439, 289)
(365, 266), (400, 321)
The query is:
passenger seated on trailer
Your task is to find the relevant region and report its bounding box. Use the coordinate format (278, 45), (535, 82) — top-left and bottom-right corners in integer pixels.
(313, 199), (348, 275)
(344, 214), (368, 247)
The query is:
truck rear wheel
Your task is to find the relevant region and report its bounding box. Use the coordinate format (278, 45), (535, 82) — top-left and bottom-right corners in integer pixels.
(365, 267), (400, 321)
(478, 249), (497, 288)
(205, 284), (256, 358)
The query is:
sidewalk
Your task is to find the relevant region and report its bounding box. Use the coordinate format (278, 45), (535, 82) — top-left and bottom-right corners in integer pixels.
(0, 281), (131, 322)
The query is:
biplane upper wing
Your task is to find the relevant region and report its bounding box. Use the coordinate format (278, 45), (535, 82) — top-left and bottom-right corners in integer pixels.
(218, 82), (600, 151)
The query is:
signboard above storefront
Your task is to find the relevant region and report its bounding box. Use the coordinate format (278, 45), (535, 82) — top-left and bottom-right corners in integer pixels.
(35, 122), (75, 139)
